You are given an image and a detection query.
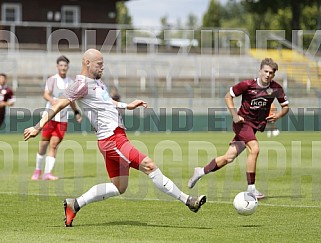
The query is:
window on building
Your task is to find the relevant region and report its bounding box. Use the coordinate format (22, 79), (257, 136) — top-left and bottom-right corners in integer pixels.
(1, 3), (22, 22)
(61, 6), (80, 24)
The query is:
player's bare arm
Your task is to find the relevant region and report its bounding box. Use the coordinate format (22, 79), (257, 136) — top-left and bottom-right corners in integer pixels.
(225, 92), (244, 123)
(266, 104), (289, 122)
(112, 99), (148, 110)
(24, 98), (71, 141)
(6, 101), (14, 106)
(70, 101), (82, 123)
(127, 100), (147, 110)
(0, 101), (14, 107)
(43, 89), (57, 105)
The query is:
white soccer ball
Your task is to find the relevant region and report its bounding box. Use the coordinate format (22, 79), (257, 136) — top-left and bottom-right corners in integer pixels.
(233, 191), (258, 216)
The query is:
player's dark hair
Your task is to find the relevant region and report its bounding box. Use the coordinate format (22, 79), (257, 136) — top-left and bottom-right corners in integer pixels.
(260, 58), (278, 72)
(56, 55), (70, 64)
(0, 73), (7, 79)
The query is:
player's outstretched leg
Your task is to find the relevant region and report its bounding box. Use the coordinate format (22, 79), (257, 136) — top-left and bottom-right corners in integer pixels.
(148, 167), (207, 212)
(188, 167), (205, 189)
(63, 183), (120, 227)
(186, 195), (207, 213)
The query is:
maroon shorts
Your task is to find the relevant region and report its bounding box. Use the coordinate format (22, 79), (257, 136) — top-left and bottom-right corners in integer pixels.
(98, 127), (147, 178)
(230, 122), (257, 155)
(41, 120), (68, 139)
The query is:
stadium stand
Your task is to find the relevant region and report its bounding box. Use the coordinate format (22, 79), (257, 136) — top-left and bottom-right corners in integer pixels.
(1, 49), (319, 114)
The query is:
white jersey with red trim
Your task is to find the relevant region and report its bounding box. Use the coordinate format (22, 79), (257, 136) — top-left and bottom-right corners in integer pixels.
(45, 74), (74, 122)
(63, 75), (125, 140)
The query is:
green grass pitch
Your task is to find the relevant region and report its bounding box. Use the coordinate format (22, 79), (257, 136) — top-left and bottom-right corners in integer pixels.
(0, 131), (320, 242)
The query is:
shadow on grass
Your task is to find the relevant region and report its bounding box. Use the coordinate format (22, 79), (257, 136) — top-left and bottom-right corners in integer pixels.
(27, 175), (98, 181)
(59, 175), (98, 179)
(264, 195), (304, 199)
(240, 224), (263, 228)
(76, 220), (212, 229)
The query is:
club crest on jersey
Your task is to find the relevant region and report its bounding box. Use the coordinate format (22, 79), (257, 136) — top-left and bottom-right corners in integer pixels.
(266, 88), (273, 95)
(250, 97), (268, 108)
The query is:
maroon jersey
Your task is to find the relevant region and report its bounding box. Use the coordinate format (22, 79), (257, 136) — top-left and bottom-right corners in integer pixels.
(0, 85), (15, 120)
(230, 79), (288, 131)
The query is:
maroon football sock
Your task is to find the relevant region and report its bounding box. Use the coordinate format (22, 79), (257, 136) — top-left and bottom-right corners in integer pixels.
(246, 172), (256, 185)
(204, 159), (221, 174)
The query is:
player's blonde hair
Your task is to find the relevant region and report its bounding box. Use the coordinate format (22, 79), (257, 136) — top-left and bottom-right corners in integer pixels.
(260, 58), (278, 72)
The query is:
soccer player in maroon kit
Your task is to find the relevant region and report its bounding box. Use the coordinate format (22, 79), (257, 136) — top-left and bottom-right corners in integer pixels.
(0, 73), (15, 127)
(188, 58), (289, 199)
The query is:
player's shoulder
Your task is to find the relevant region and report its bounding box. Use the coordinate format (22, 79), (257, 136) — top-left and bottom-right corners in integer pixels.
(71, 75), (88, 90)
(66, 76), (74, 82)
(74, 75), (87, 83)
(5, 86), (14, 94)
(245, 78), (256, 83)
(237, 79), (256, 87)
(47, 74), (58, 81)
(270, 80), (283, 88)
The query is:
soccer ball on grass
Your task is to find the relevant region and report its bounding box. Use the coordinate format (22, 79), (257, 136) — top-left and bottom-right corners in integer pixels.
(233, 191), (258, 216)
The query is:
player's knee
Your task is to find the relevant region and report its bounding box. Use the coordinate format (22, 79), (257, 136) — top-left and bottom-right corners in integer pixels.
(226, 155), (236, 163)
(225, 152), (237, 164)
(250, 146), (260, 156)
(140, 157), (157, 173)
(50, 143), (59, 151)
(226, 156), (235, 163)
(117, 185), (127, 194)
(113, 182), (128, 194)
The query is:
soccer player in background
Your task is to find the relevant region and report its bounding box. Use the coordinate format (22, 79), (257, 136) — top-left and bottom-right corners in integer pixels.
(31, 56), (82, 181)
(24, 49), (206, 227)
(188, 58), (289, 199)
(0, 73), (15, 127)
(266, 103), (280, 137)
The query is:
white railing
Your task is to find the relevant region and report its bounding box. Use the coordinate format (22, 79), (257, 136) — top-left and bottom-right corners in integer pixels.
(0, 21), (252, 55)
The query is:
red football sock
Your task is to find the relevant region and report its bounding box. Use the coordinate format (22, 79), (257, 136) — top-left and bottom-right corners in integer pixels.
(204, 159), (221, 174)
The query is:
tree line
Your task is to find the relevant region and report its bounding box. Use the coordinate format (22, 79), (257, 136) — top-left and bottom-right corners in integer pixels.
(117, 0), (321, 51)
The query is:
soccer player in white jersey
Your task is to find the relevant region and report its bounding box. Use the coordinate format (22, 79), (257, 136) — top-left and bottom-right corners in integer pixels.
(31, 56), (82, 181)
(24, 49), (206, 227)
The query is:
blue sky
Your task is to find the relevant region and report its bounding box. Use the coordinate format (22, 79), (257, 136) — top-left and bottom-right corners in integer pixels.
(125, 0), (213, 28)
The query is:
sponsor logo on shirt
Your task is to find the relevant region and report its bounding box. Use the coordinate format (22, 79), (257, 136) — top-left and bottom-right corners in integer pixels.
(250, 97), (268, 109)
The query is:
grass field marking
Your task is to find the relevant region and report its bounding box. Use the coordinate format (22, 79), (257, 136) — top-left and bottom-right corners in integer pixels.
(1, 191), (320, 209)
(207, 200), (321, 209)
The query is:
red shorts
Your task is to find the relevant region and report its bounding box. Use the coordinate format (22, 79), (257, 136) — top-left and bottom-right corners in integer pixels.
(98, 127), (147, 178)
(230, 122), (257, 155)
(41, 120), (68, 139)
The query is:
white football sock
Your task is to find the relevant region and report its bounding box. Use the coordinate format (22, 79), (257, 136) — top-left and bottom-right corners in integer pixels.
(35, 153), (45, 170)
(44, 156), (56, 174)
(247, 184), (256, 192)
(76, 183), (120, 208)
(148, 168), (189, 204)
